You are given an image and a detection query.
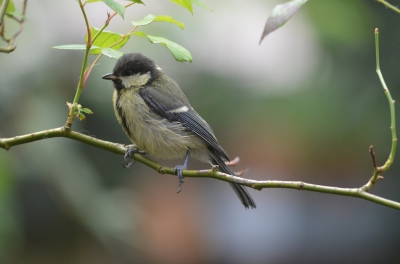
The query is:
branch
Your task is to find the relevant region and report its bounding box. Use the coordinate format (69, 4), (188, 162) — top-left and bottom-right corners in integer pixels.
(361, 28), (397, 192)
(376, 0), (400, 14)
(1, 128), (400, 210)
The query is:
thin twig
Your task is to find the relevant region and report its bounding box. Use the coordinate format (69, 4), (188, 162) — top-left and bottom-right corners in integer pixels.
(369, 145), (377, 168)
(0, 0), (10, 27)
(376, 0), (400, 14)
(0, 0), (28, 53)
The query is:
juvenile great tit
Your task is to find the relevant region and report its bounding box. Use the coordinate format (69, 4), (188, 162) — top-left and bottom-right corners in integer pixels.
(102, 53), (256, 209)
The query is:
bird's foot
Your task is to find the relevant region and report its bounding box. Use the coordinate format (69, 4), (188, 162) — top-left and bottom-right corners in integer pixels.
(173, 149), (190, 193)
(174, 164), (186, 193)
(123, 147), (145, 168)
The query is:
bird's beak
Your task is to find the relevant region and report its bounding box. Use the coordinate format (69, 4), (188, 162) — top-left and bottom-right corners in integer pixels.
(102, 73), (120, 80)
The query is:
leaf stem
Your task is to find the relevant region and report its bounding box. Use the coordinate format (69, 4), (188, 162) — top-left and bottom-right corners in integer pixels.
(66, 1), (137, 128)
(66, 0), (92, 128)
(92, 2), (135, 45)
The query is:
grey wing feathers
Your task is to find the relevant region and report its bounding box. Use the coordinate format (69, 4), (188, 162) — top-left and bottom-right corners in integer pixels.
(139, 86), (229, 160)
(176, 109), (229, 161)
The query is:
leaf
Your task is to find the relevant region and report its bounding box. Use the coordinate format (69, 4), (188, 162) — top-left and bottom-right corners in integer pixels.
(87, 27), (130, 55)
(67, 103), (92, 120)
(52, 44), (100, 50)
(101, 0), (125, 18)
(79, 113), (86, 121)
(133, 31), (192, 62)
(0, 0), (15, 14)
(259, 0), (308, 44)
(191, 0), (212, 12)
(101, 48), (124, 59)
(126, 0), (145, 4)
(81, 108), (93, 114)
(170, 0), (193, 14)
(85, 0), (102, 3)
(132, 14), (184, 29)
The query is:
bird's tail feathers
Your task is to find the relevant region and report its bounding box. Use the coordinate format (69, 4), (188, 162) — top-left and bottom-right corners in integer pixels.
(208, 149), (256, 209)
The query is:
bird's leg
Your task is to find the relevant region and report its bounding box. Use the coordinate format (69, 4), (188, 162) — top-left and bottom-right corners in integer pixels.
(123, 146), (146, 168)
(174, 149), (191, 193)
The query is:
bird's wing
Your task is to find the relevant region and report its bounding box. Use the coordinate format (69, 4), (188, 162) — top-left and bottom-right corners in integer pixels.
(139, 85), (229, 161)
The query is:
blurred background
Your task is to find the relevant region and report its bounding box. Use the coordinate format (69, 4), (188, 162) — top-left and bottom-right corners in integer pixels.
(1, 0), (400, 263)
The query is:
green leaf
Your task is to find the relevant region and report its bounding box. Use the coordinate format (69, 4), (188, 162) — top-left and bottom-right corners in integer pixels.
(101, 0), (125, 18)
(170, 0), (193, 14)
(52, 44), (100, 50)
(86, 0), (144, 6)
(81, 108), (93, 114)
(132, 14), (184, 29)
(126, 0), (145, 4)
(191, 0), (212, 12)
(87, 27), (130, 55)
(133, 31), (192, 62)
(259, 0), (308, 44)
(0, 0), (15, 14)
(101, 48), (124, 59)
(79, 113), (86, 121)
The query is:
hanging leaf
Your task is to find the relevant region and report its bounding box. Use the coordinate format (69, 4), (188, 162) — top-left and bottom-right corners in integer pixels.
(133, 31), (192, 62)
(126, 0), (145, 4)
(101, 0), (125, 18)
(191, 0), (212, 12)
(52, 44), (100, 50)
(259, 0), (308, 44)
(170, 0), (193, 14)
(101, 48), (124, 59)
(132, 14), (184, 29)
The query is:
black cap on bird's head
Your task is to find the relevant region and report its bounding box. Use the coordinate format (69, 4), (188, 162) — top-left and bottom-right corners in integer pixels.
(102, 53), (160, 90)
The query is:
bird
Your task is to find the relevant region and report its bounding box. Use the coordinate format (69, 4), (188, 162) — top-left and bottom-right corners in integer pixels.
(102, 53), (256, 209)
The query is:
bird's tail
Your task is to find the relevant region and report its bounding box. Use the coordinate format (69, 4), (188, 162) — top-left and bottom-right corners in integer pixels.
(209, 149), (256, 209)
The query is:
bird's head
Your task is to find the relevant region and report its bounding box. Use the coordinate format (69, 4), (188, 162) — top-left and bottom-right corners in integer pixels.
(102, 53), (161, 90)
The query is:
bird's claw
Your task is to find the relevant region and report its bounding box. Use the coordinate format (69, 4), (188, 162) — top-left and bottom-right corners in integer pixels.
(174, 164), (186, 193)
(123, 147), (145, 169)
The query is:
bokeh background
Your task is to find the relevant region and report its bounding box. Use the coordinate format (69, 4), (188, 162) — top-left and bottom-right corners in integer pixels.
(1, 0), (400, 263)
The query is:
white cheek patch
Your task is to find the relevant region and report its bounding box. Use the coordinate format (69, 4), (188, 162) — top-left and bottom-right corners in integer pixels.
(168, 106), (189, 113)
(120, 72), (151, 88)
